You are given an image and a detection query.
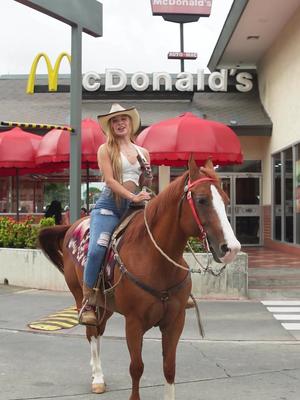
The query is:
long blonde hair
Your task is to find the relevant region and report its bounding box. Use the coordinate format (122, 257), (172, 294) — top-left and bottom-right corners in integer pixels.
(106, 116), (136, 204)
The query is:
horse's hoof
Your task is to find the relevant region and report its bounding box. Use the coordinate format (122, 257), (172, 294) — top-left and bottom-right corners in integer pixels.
(92, 383), (106, 394)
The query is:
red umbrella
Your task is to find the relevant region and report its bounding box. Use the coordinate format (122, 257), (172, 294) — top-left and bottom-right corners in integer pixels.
(136, 112), (243, 166)
(0, 127), (60, 219)
(0, 127), (41, 169)
(36, 118), (106, 210)
(36, 118), (105, 168)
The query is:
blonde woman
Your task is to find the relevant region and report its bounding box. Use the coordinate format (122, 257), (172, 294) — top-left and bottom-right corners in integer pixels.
(80, 104), (152, 325)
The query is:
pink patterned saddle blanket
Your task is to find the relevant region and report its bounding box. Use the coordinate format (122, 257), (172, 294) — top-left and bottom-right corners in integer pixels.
(68, 218), (90, 270)
(67, 218), (116, 284)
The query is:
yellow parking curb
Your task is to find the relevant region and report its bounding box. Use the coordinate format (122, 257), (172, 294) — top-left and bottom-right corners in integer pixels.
(28, 306), (79, 331)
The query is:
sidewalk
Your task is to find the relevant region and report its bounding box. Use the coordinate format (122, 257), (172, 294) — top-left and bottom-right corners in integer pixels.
(244, 246), (300, 299)
(245, 246), (300, 269)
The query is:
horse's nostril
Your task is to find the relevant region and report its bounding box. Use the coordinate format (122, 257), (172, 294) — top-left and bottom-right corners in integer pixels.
(220, 243), (229, 255)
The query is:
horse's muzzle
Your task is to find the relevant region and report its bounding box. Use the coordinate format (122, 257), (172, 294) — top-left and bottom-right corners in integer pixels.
(219, 241), (241, 264)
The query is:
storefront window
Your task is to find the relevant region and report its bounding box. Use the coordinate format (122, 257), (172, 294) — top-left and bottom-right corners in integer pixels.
(273, 153), (282, 240)
(217, 160), (261, 173)
(0, 177), (11, 213)
(296, 144), (300, 245)
(150, 166), (158, 194)
(284, 148), (293, 242)
(272, 144), (300, 245)
(170, 166), (187, 182)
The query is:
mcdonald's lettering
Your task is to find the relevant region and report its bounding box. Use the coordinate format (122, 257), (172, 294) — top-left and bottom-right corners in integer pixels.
(26, 52), (71, 94)
(27, 53), (254, 94)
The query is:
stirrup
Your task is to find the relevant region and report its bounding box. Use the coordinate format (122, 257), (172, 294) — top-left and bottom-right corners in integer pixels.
(78, 300), (97, 326)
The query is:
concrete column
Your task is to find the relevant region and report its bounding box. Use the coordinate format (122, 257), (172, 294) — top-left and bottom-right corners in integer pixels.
(158, 166), (170, 192)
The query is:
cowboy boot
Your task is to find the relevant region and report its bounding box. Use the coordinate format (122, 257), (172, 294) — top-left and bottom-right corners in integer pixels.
(78, 283), (97, 326)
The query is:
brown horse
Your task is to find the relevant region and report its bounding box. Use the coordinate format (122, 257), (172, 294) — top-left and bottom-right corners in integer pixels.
(38, 158), (241, 399)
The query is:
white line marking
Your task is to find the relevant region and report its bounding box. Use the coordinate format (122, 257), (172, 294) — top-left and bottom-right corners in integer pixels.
(281, 323), (300, 330)
(262, 301), (300, 306)
(267, 307), (300, 313)
(274, 314), (300, 320)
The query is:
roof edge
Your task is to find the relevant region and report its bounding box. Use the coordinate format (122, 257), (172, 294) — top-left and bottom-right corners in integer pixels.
(207, 0), (249, 72)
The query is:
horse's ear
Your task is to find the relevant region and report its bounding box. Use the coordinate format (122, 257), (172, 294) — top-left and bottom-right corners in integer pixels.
(188, 154), (200, 181)
(204, 159), (214, 170)
(201, 158), (220, 181)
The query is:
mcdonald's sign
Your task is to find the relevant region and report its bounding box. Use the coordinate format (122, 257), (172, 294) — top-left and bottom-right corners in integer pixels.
(26, 52), (71, 94)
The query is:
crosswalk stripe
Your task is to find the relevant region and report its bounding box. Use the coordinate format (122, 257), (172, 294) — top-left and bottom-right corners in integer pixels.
(266, 307), (300, 313)
(261, 300), (300, 334)
(281, 323), (300, 330)
(273, 314), (300, 320)
(262, 301), (300, 306)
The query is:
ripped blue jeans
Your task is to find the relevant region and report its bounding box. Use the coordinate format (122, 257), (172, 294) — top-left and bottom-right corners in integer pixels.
(83, 186), (130, 289)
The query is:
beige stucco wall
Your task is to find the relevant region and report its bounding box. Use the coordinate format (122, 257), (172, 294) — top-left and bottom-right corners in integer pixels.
(239, 136), (270, 206)
(239, 136), (270, 161)
(258, 6), (300, 204)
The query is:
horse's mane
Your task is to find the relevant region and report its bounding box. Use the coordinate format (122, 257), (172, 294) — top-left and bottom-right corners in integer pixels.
(125, 171), (188, 243)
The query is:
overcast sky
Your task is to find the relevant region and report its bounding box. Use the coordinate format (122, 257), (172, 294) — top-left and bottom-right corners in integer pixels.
(0, 0), (233, 75)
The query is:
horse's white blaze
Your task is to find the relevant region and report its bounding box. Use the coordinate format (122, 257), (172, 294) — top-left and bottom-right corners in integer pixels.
(164, 381), (175, 400)
(90, 336), (104, 384)
(211, 185), (241, 263)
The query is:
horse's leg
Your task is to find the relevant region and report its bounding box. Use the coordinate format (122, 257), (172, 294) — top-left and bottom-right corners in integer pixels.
(87, 310), (113, 394)
(160, 312), (186, 400)
(125, 317), (145, 400)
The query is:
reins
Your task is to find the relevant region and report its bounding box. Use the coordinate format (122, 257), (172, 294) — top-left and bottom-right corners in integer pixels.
(143, 202), (190, 272)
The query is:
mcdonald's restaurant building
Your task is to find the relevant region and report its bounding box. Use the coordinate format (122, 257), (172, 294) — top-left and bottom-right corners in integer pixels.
(0, 1), (299, 256)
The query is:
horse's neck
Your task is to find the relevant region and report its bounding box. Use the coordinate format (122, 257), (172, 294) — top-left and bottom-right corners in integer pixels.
(149, 193), (188, 261)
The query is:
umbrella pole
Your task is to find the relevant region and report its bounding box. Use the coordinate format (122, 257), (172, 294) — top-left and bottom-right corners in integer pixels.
(86, 163), (90, 213)
(16, 169), (20, 222)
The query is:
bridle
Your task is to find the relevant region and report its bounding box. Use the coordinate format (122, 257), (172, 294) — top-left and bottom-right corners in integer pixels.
(144, 174), (224, 274)
(184, 176), (217, 250)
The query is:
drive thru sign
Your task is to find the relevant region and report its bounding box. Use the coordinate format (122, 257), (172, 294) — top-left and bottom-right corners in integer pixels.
(150, 0), (212, 17)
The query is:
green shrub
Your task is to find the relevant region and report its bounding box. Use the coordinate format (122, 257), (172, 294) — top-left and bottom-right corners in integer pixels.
(185, 237), (206, 253)
(0, 216), (55, 249)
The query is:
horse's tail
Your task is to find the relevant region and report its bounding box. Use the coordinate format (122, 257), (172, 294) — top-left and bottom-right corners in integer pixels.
(38, 225), (70, 274)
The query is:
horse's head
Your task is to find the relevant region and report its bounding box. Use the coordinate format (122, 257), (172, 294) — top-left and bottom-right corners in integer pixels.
(181, 157), (241, 264)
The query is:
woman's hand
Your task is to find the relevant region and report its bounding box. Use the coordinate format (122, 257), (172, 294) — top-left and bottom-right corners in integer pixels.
(131, 190), (151, 203)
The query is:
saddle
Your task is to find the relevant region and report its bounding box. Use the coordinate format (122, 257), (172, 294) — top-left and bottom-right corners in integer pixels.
(67, 208), (142, 293)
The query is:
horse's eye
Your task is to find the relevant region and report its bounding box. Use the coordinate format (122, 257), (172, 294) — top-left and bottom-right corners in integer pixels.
(197, 196), (208, 206)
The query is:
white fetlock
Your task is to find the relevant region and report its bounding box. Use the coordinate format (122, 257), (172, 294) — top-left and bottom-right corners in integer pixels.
(90, 336), (105, 393)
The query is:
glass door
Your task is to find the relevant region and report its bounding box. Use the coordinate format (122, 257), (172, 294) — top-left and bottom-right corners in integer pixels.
(235, 175), (262, 245)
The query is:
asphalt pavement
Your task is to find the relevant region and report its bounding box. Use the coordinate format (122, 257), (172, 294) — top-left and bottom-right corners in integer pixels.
(0, 284), (300, 400)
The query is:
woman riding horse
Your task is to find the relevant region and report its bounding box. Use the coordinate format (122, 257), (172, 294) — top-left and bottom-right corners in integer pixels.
(80, 103), (153, 325)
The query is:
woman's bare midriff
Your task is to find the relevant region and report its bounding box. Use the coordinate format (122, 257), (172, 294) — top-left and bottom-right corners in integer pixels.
(123, 180), (139, 193)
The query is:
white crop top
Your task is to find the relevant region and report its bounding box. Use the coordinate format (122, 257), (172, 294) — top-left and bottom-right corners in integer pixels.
(121, 144), (146, 186)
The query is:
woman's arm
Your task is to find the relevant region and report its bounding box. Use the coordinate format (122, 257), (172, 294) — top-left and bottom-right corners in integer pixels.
(98, 144), (150, 203)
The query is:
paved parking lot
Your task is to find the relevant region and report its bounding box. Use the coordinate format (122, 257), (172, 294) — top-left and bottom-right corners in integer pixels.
(1, 285), (300, 400)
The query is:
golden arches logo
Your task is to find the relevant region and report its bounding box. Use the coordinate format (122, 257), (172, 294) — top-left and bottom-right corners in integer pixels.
(26, 52), (71, 94)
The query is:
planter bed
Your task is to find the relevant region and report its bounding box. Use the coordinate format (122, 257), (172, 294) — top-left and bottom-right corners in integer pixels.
(0, 248), (248, 298)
